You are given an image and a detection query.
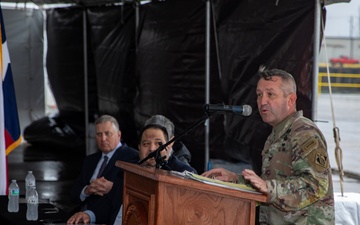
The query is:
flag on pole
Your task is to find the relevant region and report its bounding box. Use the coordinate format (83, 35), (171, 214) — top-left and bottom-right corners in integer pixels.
(0, 7), (22, 195)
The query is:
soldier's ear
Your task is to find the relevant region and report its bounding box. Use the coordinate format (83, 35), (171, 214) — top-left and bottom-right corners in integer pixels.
(288, 92), (297, 107)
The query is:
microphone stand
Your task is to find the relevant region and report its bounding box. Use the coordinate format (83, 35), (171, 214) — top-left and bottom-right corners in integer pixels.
(138, 111), (219, 169)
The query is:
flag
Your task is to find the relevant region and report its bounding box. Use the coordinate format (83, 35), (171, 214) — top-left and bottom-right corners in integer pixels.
(0, 7), (22, 195)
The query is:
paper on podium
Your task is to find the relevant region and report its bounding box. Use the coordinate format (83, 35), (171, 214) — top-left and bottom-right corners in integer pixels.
(171, 170), (262, 195)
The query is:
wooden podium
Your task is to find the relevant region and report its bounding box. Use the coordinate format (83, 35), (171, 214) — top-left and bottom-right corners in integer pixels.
(117, 161), (268, 225)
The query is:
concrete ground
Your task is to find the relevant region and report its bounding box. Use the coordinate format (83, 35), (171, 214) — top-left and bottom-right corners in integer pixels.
(316, 93), (360, 194)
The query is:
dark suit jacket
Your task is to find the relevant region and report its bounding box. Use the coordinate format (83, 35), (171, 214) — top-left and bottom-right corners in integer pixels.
(70, 143), (139, 211)
(91, 154), (197, 225)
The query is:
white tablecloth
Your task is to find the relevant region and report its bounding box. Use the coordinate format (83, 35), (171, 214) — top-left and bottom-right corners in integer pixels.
(335, 192), (360, 225)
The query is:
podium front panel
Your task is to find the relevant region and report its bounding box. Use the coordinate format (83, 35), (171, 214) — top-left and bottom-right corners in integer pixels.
(161, 183), (254, 224)
(118, 162), (267, 225)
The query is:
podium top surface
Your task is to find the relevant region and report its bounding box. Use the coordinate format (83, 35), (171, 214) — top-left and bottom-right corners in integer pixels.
(117, 161), (268, 203)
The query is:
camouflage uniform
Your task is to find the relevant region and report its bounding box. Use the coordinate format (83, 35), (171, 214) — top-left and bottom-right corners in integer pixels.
(259, 110), (334, 224)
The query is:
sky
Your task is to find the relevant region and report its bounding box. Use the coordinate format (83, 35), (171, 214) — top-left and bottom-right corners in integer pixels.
(324, 0), (360, 37)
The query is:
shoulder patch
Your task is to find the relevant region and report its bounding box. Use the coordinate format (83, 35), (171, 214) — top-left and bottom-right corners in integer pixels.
(300, 136), (319, 157)
(306, 147), (329, 172)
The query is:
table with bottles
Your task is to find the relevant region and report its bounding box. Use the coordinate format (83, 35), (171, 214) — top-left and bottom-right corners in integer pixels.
(0, 195), (70, 224)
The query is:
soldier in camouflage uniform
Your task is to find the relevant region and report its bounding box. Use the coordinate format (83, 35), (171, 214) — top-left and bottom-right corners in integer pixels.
(202, 68), (335, 224)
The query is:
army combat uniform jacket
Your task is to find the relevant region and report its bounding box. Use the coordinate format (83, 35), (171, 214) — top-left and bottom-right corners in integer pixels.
(259, 110), (335, 225)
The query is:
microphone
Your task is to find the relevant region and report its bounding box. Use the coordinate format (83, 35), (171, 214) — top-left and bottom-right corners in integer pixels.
(204, 104), (252, 116)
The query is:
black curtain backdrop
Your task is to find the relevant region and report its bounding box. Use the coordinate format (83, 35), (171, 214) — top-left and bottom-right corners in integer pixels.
(24, 0), (319, 174)
(134, 0), (224, 174)
(213, 0), (316, 174)
(87, 5), (138, 148)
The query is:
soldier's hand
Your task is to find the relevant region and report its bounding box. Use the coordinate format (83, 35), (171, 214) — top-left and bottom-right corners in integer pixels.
(201, 168), (238, 182)
(242, 169), (268, 193)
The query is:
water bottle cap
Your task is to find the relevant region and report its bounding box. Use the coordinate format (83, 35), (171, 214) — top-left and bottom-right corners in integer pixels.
(11, 180), (16, 182)
(28, 171), (33, 173)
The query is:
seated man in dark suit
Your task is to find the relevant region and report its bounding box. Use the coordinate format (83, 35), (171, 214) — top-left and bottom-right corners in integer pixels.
(70, 115), (139, 212)
(67, 115), (196, 225)
(138, 114), (197, 173)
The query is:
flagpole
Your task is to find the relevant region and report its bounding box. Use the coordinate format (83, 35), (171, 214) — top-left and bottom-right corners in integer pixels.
(0, 69), (6, 195)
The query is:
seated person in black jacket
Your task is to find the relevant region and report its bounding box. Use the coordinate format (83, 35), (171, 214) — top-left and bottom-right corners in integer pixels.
(138, 114), (196, 172)
(172, 140), (192, 166)
(70, 115), (139, 212)
(67, 115), (196, 225)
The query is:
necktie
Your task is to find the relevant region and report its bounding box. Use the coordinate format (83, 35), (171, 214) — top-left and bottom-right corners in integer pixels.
(97, 155), (108, 178)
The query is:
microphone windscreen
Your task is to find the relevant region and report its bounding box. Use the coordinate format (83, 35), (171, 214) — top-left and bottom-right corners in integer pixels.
(242, 105), (252, 116)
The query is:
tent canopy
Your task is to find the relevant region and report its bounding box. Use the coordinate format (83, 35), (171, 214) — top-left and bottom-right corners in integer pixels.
(4, 0), (323, 174)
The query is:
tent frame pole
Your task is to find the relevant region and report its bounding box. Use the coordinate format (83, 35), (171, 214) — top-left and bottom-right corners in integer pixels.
(204, 0), (211, 171)
(312, 0), (321, 121)
(83, 9), (90, 155)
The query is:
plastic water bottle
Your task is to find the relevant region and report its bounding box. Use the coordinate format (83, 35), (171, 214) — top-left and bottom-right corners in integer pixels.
(26, 187), (38, 221)
(7, 180), (19, 212)
(25, 171), (36, 199)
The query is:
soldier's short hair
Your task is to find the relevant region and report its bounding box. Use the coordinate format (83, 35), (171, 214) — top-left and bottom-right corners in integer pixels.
(258, 66), (297, 95)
